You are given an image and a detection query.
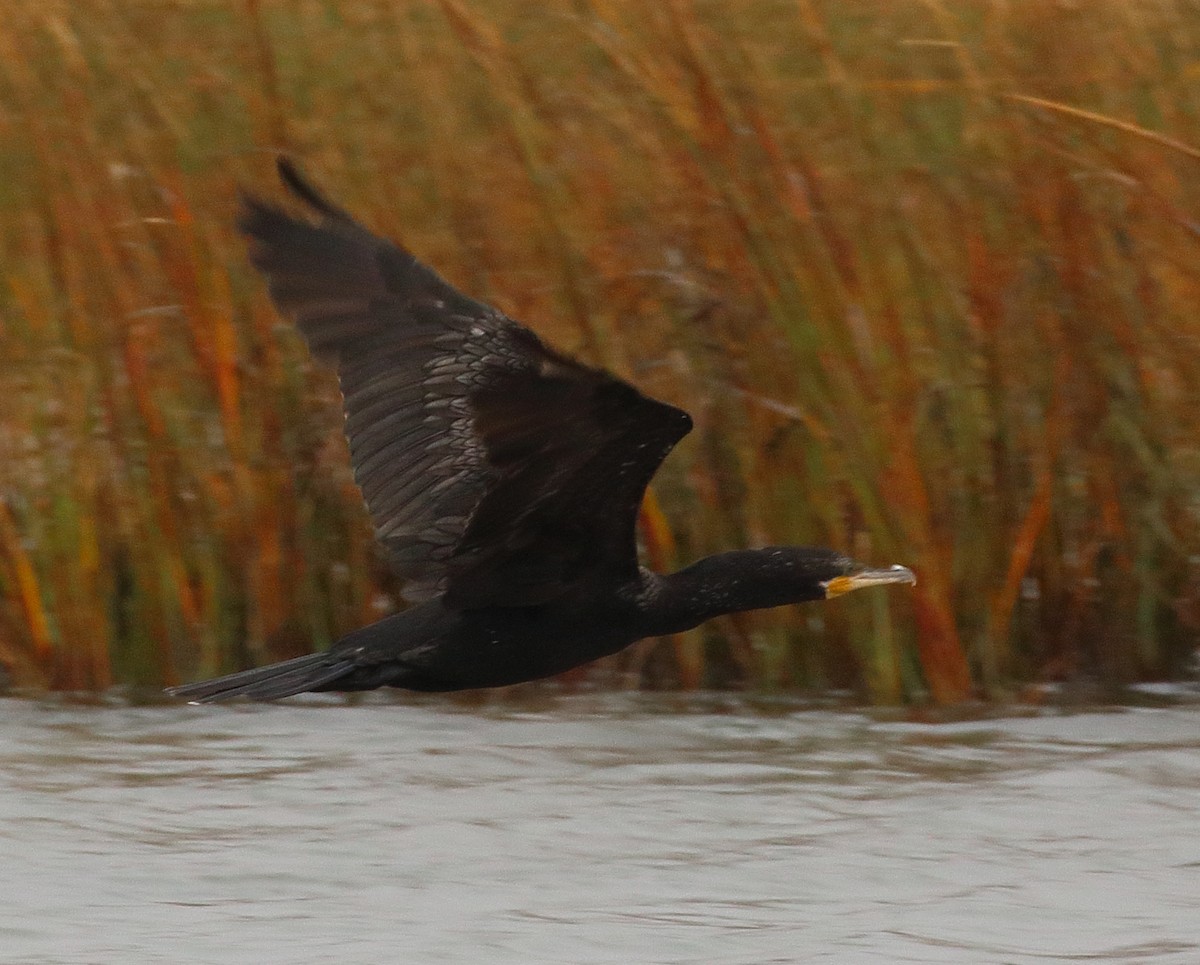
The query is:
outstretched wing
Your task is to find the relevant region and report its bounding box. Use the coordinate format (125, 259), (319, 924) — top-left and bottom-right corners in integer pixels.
(239, 159), (692, 610)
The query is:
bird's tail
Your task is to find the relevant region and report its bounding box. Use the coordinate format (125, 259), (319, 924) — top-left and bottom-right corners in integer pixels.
(165, 652), (354, 704)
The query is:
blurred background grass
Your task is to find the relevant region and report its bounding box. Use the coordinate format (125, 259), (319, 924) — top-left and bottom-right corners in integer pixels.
(1, 0), (1198, 702)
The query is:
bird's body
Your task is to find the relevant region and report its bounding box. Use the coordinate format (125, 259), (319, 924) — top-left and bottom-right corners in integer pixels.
(168, 160), (914, 704)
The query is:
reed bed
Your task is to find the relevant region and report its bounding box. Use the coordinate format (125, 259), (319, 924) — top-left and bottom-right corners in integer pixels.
(0, 0), (1197, 702)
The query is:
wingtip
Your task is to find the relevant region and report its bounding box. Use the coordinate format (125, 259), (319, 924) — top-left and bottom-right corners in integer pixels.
(275, 154), (303, 193)
(275, 154), (349, 221)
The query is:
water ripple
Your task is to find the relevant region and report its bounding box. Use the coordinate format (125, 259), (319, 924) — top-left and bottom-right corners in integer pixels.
(2, 695), (1199, 963)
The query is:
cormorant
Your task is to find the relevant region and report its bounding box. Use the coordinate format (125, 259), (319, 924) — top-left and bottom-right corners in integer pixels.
(167, 159), (915, 702)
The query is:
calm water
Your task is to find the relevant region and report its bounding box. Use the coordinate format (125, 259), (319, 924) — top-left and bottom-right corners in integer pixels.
(2, 691), (1199, 964)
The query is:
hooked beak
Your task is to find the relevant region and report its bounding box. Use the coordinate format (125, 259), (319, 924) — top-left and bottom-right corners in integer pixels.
(822, 564), (916, 599)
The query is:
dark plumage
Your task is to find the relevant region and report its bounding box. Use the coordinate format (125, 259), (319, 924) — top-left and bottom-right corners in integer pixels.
(167, 159), (914, 703)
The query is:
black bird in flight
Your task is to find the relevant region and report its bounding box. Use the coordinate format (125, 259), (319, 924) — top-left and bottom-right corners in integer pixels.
(168, 159), (914, 702)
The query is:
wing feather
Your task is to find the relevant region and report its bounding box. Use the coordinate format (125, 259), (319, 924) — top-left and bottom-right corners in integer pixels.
(240, 158), (692, 609)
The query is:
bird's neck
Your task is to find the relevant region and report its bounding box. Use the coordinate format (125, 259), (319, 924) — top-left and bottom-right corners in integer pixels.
(637, 548), (831, 636)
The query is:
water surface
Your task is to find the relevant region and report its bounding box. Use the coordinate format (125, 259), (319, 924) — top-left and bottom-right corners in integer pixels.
(2, 692), (1199, 963)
